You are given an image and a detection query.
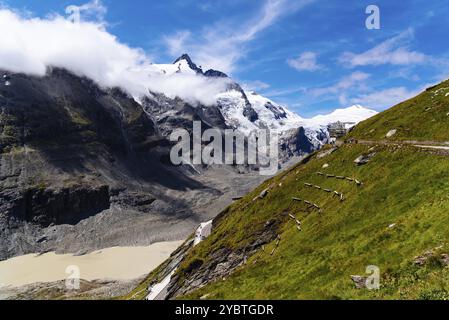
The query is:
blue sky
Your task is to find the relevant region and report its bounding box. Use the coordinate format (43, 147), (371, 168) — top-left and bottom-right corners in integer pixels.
(3, 0), (449, 116)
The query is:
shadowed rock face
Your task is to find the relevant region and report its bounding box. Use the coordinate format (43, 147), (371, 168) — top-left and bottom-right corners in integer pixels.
(0, 67), (270, 261)
(0, 63), (313, 262)
(278, 127), (316, 162)
(12, 186), (111, 227)
(0, 67), (222, 260)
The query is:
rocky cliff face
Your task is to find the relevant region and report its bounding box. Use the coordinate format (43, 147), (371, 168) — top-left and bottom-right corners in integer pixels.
(0, 67), (240, 260)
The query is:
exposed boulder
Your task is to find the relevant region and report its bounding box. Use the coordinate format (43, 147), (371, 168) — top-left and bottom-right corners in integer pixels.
(386, 129), (397, 138)
(350, 275), (367, 289)
(413, 249), (449, 267)
(354, 152), (376, 166)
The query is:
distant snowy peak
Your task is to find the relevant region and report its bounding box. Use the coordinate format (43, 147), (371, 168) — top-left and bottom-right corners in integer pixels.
(305, 105), (378, 129)
(149, 54), (377, 136)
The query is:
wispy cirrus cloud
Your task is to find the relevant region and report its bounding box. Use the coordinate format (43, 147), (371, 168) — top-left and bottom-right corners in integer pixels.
(349, 86), (423, 110)
(241, 80), (271, 92)
(339, 29), (428, 67)
(309, 71), (370, 97)
(287, 51), (323, 72)
(163, 0), (314, 74)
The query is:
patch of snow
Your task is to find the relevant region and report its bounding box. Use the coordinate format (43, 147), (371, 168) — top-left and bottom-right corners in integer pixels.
(246, 91), (304, 131)
(194, 220), (213, 246)
(216, 90), (257, 134)
(151, 59), (197, 76)
(146, 220), (213, 301)
(146, 270), (176, 300)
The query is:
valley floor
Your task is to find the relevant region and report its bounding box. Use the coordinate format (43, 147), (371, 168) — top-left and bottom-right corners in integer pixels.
(0, 241), (182, 299)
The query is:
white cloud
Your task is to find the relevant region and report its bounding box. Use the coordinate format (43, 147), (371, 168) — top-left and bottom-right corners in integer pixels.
(287, 51), (323, 71)
(339, 29), (427, 67)
(163, 0), (314, 74)
(0, 6), (231, 106)
(309, 71), (370, 97)
(349, 86), (422, 110)
(164, 30), (191, 57)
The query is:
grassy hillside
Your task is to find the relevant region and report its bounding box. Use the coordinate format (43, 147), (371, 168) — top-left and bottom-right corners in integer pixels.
(126, 81), (449, 300)
(179, 144), (449, 299)
(347, 79), (449, 142)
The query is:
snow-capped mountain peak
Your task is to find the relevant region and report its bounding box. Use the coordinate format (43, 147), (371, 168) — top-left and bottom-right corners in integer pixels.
(145, 54), (378, 160)
(151, 54), (230, 79)
(173, 54), (203, 74)
(305, 105), (378, 129)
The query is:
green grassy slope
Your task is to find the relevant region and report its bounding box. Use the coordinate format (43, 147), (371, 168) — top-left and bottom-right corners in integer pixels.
(181, 144), (449, 299)
(347, 79), (449, 142)
(126, 81), (449, 300)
